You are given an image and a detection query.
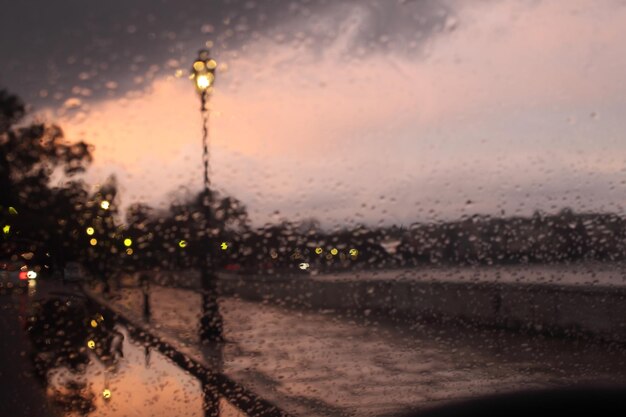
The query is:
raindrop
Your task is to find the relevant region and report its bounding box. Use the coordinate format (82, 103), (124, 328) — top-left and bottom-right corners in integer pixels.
(444, 16), (458, 32)
(63, 97), (82, 109)
(201, 24), (215, 34)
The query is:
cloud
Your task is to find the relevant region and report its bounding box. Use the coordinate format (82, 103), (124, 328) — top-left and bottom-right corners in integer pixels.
(0, 0), (450, 106)
(47, 0), (626, 226)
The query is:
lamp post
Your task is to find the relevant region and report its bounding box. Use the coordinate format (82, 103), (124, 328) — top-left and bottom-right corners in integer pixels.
(191, 49), (217, 193)
(191, 49), (223, 343)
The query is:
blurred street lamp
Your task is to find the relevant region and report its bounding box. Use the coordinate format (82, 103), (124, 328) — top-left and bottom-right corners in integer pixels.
(190, 49), (223, 342)
(191, 49), (217, 110)
(190, 49), (217, 200)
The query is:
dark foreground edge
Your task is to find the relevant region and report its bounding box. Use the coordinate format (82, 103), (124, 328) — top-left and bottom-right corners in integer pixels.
(396, 386), (626, 417)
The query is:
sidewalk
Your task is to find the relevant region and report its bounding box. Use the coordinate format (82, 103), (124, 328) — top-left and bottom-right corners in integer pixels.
(87, 284), (626, 417)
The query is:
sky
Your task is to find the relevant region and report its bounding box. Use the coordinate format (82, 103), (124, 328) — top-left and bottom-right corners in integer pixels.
(1, 0), (625, 227)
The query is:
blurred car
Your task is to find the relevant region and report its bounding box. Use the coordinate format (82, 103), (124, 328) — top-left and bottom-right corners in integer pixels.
(0, 259), (37, 290)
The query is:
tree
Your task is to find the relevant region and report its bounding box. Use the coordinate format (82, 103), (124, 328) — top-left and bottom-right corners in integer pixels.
(0, 89), (93, 270)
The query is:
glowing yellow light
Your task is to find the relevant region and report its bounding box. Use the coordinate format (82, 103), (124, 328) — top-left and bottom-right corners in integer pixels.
(193, 60), (206, 71)
(299, 262), (310, 270)
(86, 227), (95, 235)
(100, 200), (110, 210)
(315, 247), (323, 255)
(90, 238), (97, 246)
(206, 59), (217, 69)
(97, 314), (104, 322)
(178, 240), (187, 248)
(349, 249), (359, 257)
(330, 248), (338, 256)
(123, 238), (132, 247)
(102, 389), (112, 399)
(220, 242), (228, 250)
(90, 320), (98, 328)
(2, 225), (10, 234)
(27, 270), (37, 279)
(8, 206), (18, 215)
(126, 248), (133, 255)
(195, 73), (214, 90)
(87, 340), (95, 349)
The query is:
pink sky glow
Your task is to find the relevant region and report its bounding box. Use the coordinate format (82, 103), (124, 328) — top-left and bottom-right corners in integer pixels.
(49, 0), (626, 226)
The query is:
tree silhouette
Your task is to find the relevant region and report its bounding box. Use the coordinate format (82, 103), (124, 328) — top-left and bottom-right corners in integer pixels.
(0, 88), (93, 271)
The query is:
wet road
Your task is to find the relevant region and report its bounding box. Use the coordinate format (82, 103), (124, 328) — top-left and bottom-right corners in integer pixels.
(3, 278), (626, 417)
(0, 281), (57, 417)
(106, 284), (626, 417)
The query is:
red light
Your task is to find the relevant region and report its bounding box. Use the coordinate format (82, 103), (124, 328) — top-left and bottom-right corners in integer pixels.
(225, 263), (241, 271)
(19, 271), (28, 280)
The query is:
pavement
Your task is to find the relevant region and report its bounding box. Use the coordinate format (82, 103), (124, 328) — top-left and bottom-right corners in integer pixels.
(85, 283), (626, 417)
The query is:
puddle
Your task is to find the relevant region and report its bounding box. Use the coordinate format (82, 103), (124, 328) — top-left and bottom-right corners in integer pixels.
(26, 294), (251, 417)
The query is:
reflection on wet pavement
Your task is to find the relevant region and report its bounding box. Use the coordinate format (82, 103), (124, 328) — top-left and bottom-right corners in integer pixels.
(107, 285), (626, 417)
(11, 286), (253, 417)
(43, 327), (205, 417)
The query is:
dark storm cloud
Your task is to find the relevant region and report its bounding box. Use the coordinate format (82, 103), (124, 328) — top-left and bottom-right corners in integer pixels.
(0, 0), (451, 107)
